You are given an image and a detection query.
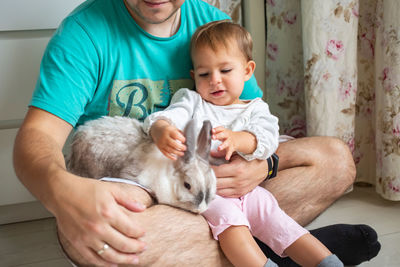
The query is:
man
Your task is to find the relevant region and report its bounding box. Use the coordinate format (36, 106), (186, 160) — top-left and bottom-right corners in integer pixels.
(13, 0), (378, 266)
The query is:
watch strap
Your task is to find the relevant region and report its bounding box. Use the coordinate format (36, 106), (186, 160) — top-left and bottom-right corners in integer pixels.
(265, 153), (279, 180)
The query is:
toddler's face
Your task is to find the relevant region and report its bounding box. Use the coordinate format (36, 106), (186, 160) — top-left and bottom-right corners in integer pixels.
(191, 42), (255, 106)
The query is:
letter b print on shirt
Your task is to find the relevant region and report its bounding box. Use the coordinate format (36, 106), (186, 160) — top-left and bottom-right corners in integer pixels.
(109, 78), (193, 120)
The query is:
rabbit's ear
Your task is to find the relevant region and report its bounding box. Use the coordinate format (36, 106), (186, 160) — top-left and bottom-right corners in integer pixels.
(183, 119), (196, 163)
(196, 120), (212, 162)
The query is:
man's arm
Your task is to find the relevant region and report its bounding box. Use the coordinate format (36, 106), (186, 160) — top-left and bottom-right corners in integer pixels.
(13, 107), (150, 266)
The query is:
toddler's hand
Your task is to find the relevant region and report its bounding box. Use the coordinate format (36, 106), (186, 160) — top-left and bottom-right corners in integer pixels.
(151, 121), (186, 160)
(212, 126), (237, 161)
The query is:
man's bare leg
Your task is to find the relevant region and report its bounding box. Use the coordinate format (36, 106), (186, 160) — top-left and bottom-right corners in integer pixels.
(263, 136), (356, 226)
(59, 204), (232, 267)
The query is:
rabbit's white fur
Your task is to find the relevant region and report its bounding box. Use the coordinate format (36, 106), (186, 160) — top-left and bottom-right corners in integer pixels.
(67, 116), (216, 213)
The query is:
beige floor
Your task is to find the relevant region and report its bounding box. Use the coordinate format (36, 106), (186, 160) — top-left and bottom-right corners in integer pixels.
(1, 185), (399, 267)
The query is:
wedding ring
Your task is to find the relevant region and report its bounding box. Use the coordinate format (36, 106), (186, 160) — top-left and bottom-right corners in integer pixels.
(97, 243), (110, 255)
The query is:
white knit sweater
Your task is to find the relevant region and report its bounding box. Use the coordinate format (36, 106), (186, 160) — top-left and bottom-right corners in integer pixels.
(143, 88), (279, 161)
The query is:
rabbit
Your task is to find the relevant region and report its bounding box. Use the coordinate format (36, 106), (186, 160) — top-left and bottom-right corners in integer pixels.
(66, 116), (216, 213)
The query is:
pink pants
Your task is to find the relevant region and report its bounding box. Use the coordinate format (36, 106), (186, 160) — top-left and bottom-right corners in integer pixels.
(202, 186), (309, 257)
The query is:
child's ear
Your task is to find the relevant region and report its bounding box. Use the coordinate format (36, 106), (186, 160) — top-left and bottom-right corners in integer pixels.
(190, 70), (195, 80)
(244, 60), (256, 81)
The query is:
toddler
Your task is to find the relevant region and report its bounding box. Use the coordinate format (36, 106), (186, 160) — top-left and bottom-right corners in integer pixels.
(143, 20), (343, 267)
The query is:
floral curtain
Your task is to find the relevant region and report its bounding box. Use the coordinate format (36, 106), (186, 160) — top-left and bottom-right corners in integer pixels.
(265, 0), (400, 201)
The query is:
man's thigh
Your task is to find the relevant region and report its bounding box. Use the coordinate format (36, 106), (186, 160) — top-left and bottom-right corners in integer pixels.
(275, 136), (355, 172)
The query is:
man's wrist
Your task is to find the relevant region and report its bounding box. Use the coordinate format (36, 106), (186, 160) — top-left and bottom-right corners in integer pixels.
(46, 171), (83, 216)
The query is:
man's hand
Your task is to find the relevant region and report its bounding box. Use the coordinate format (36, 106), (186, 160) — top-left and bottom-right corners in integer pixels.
(150, 120), (186, 160)
(55, 177), (152, 266)
(210, 151), (268, 198)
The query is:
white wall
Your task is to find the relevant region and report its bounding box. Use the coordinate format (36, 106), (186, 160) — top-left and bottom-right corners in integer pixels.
(0, 0), (85, 224)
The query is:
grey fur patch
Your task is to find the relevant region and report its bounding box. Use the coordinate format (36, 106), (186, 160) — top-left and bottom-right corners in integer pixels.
(196, 120), (212, 162)
(183, 119), (196, 163)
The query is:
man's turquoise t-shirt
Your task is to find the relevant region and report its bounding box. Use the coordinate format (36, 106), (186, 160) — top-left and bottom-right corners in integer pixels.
(30, 0), (262, 127)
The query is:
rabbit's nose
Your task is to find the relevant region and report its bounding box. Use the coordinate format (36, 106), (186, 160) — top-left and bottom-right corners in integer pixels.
(195, 191), (204, 206)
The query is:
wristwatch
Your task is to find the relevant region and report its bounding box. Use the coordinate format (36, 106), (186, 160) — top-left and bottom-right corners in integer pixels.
(265, 153), (279, 180)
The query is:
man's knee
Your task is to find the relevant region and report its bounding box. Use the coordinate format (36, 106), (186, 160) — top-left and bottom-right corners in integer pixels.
(322, 137), (356, 188)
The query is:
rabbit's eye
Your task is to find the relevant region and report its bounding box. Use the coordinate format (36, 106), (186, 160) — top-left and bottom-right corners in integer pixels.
(184, 182), (191, 190)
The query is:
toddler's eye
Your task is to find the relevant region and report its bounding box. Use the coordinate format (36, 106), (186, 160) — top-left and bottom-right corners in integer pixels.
(199, 72), (209, 77)
(184, 182), (191, 190)
(221, 69), (232, 73)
